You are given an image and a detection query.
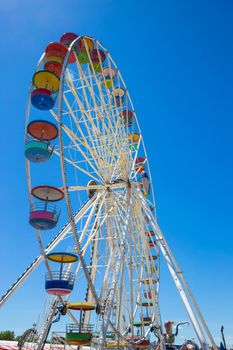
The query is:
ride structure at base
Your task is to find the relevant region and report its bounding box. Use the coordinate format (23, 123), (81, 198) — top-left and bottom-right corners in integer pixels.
(0, 32), (218, 350)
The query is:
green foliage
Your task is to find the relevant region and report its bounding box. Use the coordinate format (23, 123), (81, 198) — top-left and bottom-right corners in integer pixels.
(14, 335), (21, 341)
(0, 330), (15, 340)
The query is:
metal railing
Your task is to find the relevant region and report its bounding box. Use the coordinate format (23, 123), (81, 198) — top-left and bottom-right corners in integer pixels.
(66, 323), (94, 333)
(45, 271), (75, 283)
(30, 202), (61, 221)
(25, 139), (51, 150)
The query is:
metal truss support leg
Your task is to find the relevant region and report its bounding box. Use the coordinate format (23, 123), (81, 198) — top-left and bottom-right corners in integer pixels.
(140, 194), (217, 350)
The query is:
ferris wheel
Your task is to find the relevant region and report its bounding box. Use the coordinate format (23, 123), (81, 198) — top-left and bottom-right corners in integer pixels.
(1, 33), (217, 350)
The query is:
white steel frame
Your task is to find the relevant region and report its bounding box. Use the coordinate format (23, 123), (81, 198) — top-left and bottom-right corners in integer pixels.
(0, 35), (217, 350)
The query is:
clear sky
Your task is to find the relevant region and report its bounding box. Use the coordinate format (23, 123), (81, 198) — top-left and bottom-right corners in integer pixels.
(0, 0), (232, 347)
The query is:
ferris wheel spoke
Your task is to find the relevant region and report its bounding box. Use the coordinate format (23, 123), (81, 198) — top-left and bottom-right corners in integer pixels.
(114, 208), (153, 334)
(63, 81), (109, 169)
(115, 223), (140, 330)
(83, 195), (109, 324)
(81, 100), (127, 179)
(61, 95), (108, 177)
(72, 192), (115, 301)
(129, 204), (161, 320)
(71, 191), (105, 266)
(50, 107), (105, 179)
(64, 73), (116, 162)
(116, 255), (125, 334)
(101, 194), (137, 330)
(62, 123), (105, 180)
(75, 59), (119, 166)
(134, 203), (160, 279)
(80, 191), (106, 242)
(85, 45), (122, 137)
(53, 148), (102, 184)
(113, 190), (160, 308)
(71, 193), (108, 293)
(96, 193), (133, 345)
(72, 46), (131, 181)
(132, 198), (165, 342)
(84, 47), (130, 173)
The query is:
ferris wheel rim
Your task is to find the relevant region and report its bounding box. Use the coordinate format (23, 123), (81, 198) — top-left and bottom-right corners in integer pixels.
(25, 34), (161, 347)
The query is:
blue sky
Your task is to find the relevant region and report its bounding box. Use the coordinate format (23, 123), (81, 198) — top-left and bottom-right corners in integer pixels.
(0, 0), (232, 346)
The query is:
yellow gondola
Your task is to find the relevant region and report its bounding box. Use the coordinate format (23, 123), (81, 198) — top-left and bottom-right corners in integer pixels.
(32, 70), (60, 92)
(67, 301), (96, 311)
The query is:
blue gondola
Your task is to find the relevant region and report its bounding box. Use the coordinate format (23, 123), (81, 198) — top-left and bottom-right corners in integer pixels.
(25, 140), (53, 163)
(45, 252), (78, 296)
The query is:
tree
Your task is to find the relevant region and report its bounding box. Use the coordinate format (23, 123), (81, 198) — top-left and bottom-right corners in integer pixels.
(0, 330), (15, 340)
(14, 336), (21, 341)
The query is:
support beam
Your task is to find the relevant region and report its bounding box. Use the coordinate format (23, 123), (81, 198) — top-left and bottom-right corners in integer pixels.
(0, 194), (98, 308)
(140, 193), (216, 350)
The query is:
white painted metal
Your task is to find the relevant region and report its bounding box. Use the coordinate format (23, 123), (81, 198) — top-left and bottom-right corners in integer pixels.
(52, 36), (161, 349)
(140, 192), (216, 350)
(0, 195), (97, 307)
(2, 33), (215, 350)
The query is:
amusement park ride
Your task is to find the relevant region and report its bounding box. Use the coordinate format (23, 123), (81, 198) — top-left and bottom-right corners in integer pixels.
(0, 33), (218, 350)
